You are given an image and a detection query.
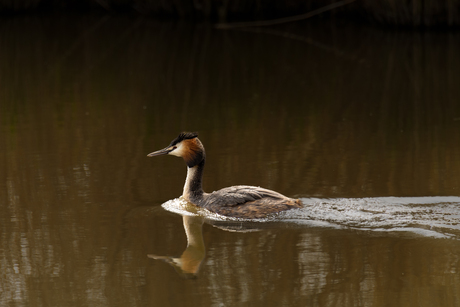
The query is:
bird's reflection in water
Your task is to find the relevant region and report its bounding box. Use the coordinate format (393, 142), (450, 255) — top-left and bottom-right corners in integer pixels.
(148, 215), (205, 279)
(148, 198), (275, 278)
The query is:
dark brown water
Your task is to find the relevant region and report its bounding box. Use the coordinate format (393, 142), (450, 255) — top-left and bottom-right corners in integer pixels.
(1, 14), (460, 306)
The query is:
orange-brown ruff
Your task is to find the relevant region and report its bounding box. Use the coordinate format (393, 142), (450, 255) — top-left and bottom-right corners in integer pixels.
(147, 132), (302, 219)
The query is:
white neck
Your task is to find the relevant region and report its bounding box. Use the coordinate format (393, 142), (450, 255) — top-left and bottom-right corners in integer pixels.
(182, 164), (204, 201)
(183, 166), (196, 199)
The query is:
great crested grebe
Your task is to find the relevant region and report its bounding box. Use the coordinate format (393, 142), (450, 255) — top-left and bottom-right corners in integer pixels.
(147, 132), (302, 219)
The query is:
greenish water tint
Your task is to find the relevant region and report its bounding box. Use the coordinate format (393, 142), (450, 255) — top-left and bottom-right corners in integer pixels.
(1, 14), (460, 306)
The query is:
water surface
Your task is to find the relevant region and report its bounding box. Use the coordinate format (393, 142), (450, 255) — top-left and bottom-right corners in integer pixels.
(1, 14), (460, 306)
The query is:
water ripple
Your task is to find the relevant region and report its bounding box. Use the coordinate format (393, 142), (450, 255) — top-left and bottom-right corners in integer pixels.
(284, 196), (460, 238)
(162, 196), (460, 238)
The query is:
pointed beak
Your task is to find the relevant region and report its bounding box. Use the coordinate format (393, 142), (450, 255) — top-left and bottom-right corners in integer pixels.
(147, 146), (175, 157)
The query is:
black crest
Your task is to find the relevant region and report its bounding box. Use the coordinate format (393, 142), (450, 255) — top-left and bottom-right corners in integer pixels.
(170, 132), (198, 146)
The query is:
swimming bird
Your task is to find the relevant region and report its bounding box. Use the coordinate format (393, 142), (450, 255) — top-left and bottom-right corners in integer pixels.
(147, 132), (302, 219)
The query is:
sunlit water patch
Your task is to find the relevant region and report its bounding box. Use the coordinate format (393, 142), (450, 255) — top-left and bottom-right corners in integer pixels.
(162, 196), (460, 238)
